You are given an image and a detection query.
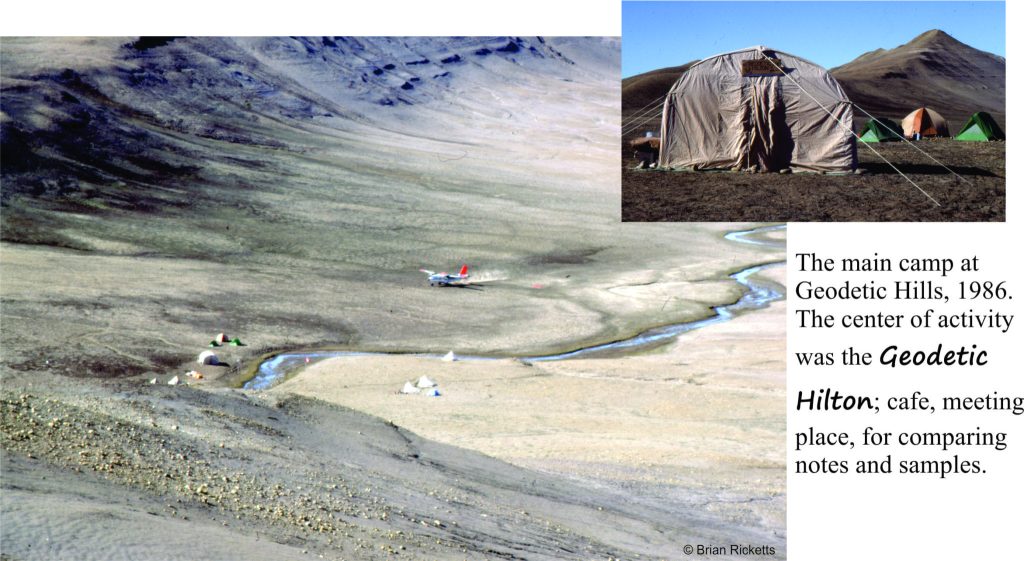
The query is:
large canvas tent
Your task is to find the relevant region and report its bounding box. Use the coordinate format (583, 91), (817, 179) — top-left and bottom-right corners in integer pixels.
(859, 118), (903, 143)
(658, 46), (856, 173)
(956, 112), (1004, 141)
(902, 107), (949, 138)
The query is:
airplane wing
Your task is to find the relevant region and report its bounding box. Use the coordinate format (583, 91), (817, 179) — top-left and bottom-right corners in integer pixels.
(419, 269), (436, 275)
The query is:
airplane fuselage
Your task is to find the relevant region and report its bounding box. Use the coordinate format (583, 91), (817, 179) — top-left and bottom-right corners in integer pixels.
(428, 273), (466, 286)
(423, 264), (469, 286)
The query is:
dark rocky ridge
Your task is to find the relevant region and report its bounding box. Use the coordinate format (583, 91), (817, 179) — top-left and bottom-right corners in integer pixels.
(1, 36), (596, 249)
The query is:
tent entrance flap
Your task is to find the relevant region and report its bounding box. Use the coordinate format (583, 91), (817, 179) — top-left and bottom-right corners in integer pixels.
(919, 112), (939, 136)
(745, 78), (794, 171)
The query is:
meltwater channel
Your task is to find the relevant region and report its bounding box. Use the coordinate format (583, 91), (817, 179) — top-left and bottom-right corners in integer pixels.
(245, 224), (786, 390)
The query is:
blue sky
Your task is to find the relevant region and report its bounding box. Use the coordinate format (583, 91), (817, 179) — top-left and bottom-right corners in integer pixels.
(623, 1), (1006, 77)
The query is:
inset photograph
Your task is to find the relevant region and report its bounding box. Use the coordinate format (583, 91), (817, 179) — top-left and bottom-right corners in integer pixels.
(622, 1), (1005, 222)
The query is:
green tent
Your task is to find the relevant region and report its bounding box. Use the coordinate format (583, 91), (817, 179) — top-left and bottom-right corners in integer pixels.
(956, 112), (1004, 141)
(859, 118), (903, 143)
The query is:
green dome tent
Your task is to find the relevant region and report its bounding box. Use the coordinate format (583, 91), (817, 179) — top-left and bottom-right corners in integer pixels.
(859, 118), (903, 143)
(956, 112), (1004, 141)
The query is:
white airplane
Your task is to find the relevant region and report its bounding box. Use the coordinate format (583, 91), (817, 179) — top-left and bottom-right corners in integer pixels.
(420, 264), (469, 286)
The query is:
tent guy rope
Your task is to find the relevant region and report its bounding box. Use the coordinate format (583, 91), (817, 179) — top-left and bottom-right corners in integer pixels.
(622, 96), (666, 128)
(622, 103), (664, 137)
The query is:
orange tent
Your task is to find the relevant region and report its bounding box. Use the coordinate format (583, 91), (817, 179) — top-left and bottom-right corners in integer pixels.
(901, 107), (949, 138)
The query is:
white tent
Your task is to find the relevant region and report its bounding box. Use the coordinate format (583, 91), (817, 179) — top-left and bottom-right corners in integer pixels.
(400, 381), (420, 394)
(416, 375), (437, 388)
(659, 46), (856, 173)
(442, 350), (456, 362)
(197, 350), (219, 365)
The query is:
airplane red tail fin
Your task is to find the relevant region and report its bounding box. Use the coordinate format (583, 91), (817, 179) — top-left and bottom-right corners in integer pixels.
(459, 264), (468, 277)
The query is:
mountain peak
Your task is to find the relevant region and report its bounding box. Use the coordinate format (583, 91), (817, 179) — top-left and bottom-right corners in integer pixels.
(830, 28), (1004, 127)
(907, 29), (961, 47)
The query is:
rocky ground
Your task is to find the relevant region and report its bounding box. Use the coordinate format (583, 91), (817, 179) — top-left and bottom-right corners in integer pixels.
(1, 370), (779, 560)
(621, 139), (1004, 222)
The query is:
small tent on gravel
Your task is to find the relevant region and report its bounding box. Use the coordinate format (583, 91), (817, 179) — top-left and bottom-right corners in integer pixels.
(658, 46), (857, 173)
(859, 118), (903, 142)
(197, 351), (219, 365)
(955, 112), (1004, 141)
(902, 107), (949, 138)
(400, 381), (420, 394)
